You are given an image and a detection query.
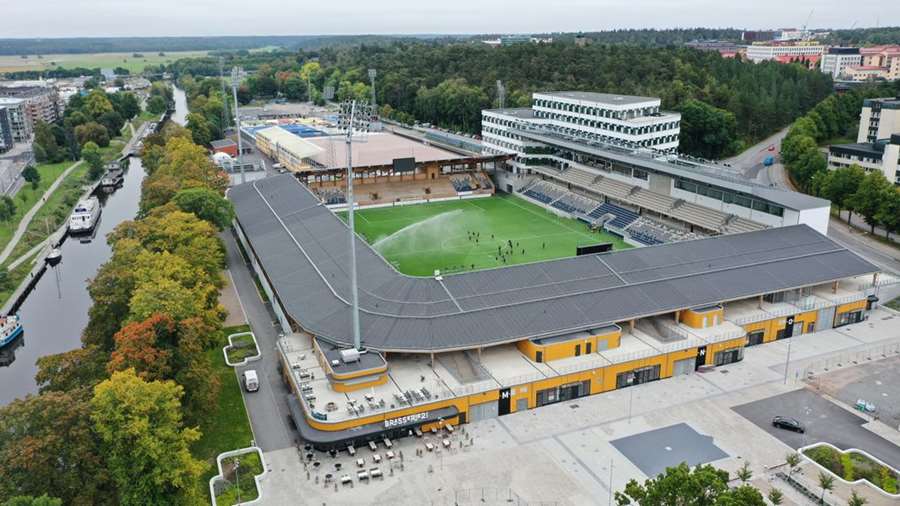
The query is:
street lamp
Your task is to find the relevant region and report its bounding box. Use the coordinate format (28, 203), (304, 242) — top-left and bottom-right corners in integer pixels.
(337, 100), (375, 351)
(230, 66), (245, 185)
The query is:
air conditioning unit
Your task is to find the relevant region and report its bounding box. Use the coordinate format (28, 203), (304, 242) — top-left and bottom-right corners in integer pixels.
(340, 348), (361, 363)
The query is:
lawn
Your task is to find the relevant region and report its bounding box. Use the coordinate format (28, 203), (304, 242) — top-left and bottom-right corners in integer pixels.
(0, 161), (73, 251)
(214, 451), (263, 506)
(887, 296), (900, 312)
(225, 333), (259, 363)
(341, 193), (631, 276)
(0, 51), (208, 73)
(193, 324), (255, 498)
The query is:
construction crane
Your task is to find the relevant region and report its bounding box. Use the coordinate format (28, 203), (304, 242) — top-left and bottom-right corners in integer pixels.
(801, 9), (815, 39)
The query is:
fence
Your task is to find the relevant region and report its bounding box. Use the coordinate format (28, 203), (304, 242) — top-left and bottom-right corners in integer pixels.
(425, 487), (556, 506)
(800, 341), (900, 382)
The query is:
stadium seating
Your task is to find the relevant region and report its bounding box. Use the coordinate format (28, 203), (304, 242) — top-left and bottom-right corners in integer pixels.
(451, 176), (474, 192)
(552, 192), (599, 214)
(588, 202), (639, 229)
(319, 188), (347, 205)
(721, 215), (766, 234)
(667, 201), (728, 232)
(625, 217), (704, 246)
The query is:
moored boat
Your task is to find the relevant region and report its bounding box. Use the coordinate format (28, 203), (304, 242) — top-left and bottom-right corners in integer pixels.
(0, 314), (22, 348)
(68, 196), (101, 234)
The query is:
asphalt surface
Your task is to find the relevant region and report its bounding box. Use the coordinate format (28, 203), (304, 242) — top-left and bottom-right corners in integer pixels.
(732, 388), (900, 469)
(610, 422), (728, 477)
(223, 228), (298, 452)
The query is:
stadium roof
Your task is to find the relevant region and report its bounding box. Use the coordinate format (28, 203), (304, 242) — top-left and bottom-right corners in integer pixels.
(255, 126), (323, 159)
(231, 175), (878, 353)
(534, 91), (660, 106)
(302, 132), (463, 170)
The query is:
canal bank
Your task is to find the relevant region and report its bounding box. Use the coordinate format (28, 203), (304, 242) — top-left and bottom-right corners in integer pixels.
(0, 86), (188, 404)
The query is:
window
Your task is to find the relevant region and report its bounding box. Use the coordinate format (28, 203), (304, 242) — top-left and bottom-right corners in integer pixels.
(714, 347), (744, 366)
(633, 169), (649, 181)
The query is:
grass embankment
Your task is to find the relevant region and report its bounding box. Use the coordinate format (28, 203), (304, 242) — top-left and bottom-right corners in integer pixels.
(887, 297), (900, 312)
(225, 333), (259, 363)
(0, 161), (72, 250)
(341, 193), (631, 276)
(192, 324), (255, 500)
(214, 451), (263, 505)
(803, 445), (899, 493)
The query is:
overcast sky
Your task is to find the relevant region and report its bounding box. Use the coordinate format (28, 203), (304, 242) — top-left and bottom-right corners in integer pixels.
(4, 0), (898, 38)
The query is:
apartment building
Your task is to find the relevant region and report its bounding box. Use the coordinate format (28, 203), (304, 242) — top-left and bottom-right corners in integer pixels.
(0, 98), (32, 143)
(0, 85), (61, 126)
(820, 47), (863, 79)
(846, 45), (900, 81)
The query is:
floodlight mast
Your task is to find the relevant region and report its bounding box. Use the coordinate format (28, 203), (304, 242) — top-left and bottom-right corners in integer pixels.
(340, 100), (373, 351)
(231, 66), (245, 184)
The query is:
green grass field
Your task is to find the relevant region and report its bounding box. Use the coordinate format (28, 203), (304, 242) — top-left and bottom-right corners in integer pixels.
(343, 194), (630, 276)
(0, 51), (208, 73)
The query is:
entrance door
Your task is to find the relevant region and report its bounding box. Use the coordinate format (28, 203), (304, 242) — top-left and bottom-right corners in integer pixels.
(498, 388), (512, 416)
(747, 330), (764, 347)
(535, 351), (543, 363)
(516, 398), (528, 412)
(673, 358), (694, 376)
(574, 344), (581, 357)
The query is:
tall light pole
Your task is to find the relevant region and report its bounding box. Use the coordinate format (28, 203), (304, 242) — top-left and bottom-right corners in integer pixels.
(230, 66), (246, 185)
(337, 100), (374, 351)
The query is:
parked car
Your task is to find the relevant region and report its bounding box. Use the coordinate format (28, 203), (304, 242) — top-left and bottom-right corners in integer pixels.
(772, 416), (804, 433)
(243, 370), (259, 392)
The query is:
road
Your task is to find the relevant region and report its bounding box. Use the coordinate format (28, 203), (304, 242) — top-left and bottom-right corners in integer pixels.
(723, 127), (792, 189)
(222, 228), (297, 452)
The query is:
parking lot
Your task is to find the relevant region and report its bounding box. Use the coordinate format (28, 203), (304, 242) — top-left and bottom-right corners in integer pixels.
(732, 388), (900, 469)
(813, 354), (900, 428)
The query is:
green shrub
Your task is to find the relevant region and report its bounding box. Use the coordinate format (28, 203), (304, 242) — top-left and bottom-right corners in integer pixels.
(882, 466), (898, 494)
(841, 453), (854, 481)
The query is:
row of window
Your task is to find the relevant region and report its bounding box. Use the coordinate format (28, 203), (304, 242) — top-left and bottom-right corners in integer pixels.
(674, 178), (785, 217)
(533, 98), (659, 120)
(535, 110), (679, 137)
(549, 124), (679, 148)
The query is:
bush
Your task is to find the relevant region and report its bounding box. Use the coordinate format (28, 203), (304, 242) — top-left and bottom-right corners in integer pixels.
(883, 466), (898, 494)
(841, 453), (854, 481)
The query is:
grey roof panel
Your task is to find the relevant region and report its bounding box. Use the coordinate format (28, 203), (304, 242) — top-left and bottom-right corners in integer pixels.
(230, 175), (879, 352)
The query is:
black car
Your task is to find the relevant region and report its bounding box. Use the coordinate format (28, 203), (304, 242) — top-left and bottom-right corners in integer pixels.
(772, 416), (805, 433)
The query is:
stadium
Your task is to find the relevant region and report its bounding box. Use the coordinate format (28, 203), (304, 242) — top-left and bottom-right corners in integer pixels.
(228, 91), (895, 451)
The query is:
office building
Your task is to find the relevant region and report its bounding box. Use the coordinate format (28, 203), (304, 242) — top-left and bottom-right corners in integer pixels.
(858, 97), (900, 143)
(820, 47), (862, 79)
(745, 43), (825, 68)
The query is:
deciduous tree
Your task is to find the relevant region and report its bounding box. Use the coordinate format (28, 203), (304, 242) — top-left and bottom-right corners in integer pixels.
(90, 369), (204, 506)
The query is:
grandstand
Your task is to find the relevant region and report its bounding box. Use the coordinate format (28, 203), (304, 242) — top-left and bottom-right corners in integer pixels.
(230, 174), (890, 451)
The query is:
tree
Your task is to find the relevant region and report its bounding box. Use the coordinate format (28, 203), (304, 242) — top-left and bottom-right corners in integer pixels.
(116, 92), (141, 119)
(615, 463), (731, 505)
(736, 461), (753, 483)
(819, 165), (865, 222)
(2, 496), (62, 506)
(90, 369), (204, 506)
(767, 488), (784, 505)
(818, 471), (834, 504)
(847, 490), (867, 506)
(22, 165), (40, 190)
(785, 452), (801, 479)
(0, 196), (15, 222)
(108, 313), (177, 380)
(80, 141), (104, 181)
(678, 99), (739, 159)
(146, 95), (167, 115)
(173, 187), (234, 229)
(32, 121), (62, 163)
(34, 345), (109, 393)
(185, 112), (213, 146)
(74, 121), (110, 147)
(848, 171), (893, 233)
(82, 89), (114, 119)
(874, 188), (900, 240)
(98, 110), (125, 137)
(0, 390), (114, 505)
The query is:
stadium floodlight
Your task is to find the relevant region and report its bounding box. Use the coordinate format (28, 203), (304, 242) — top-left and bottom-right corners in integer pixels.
(230, 66), (245, 185)
(337, 100), (376, 351)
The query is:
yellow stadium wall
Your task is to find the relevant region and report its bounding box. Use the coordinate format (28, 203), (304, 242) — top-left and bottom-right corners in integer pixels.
(680, 307), (724, 329)
(705, 336), (749, 366)
(329, 373), (389, 393)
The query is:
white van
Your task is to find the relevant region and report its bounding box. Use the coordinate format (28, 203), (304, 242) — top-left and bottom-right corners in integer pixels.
(243, 370), (259, 392)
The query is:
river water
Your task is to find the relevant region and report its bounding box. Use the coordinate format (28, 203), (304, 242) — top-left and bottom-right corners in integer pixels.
(0, 86), (188, 404)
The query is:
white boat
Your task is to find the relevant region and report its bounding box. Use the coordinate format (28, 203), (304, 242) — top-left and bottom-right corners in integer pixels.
(68, 196), (101, 234)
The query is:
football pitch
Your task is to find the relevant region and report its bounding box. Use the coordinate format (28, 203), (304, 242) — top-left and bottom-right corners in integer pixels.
(342, 194), (631, 276)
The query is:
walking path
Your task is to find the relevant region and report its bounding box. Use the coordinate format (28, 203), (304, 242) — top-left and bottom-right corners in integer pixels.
(0, 160), (82, 266)
(6, 237), (50, 271)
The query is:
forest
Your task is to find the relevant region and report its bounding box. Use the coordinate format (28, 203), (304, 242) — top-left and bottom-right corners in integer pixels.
(170, 41), (835, 159)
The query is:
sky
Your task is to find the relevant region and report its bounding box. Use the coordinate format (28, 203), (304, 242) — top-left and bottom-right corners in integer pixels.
(4, 0), (899, 38)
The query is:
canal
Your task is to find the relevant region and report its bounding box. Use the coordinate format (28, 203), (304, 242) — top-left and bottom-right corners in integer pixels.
(0, 86), (188, 404)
